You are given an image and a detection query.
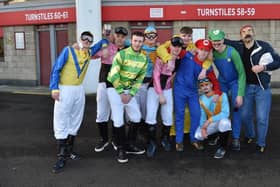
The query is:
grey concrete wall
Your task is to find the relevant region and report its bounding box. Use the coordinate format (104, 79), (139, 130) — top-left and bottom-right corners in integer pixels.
(0, 26), (37, 86)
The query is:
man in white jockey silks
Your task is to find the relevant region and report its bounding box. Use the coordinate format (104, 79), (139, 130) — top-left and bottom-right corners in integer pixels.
(93, 26), (129, 153)
(49, 31), (108, 173)
(195, 77), (232, 159)
(145, 36), (183, 157)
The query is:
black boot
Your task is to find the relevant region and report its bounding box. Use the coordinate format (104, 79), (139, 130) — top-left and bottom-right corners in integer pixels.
(137, 119), (148, 145)
(161, 125), (171, 152)
(67, 135), (80, 160)
(94, 122), (109, 152)
(146, 125), (157, 158)
(111, 125), (118, 151)
(115, 125), (128, 163)
(52, 139), (67, 173)
(126, 123), (145, 155)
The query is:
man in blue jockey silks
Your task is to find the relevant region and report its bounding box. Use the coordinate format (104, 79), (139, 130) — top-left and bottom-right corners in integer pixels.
(195, 77), (231, 159)
(49, 31), (108, 173)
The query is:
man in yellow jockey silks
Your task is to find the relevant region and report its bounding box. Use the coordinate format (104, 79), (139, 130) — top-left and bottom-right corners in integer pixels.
(156, 26), (212, 136)
(49, 31), (108, 173)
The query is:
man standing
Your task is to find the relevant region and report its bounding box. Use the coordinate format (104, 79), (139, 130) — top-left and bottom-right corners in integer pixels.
(195, 78), (231, 159)
(49, 31), (108, 173)
(174, 39), (217, 151)
(94, 26), (129, 152)
(107, 31), (147, 163)
(226, 25), (280, 153)
(145, 36), (183, 157)
(208, 29), (246, 151)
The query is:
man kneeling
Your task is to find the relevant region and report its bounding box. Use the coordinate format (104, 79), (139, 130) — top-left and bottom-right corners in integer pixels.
(195, 78), (231, 159)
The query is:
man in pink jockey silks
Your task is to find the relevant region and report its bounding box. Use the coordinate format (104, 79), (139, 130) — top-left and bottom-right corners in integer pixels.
(145, 36), (183, 157)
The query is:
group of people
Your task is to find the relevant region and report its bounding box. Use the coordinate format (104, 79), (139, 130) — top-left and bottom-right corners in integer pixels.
(49, 24), (280, 173)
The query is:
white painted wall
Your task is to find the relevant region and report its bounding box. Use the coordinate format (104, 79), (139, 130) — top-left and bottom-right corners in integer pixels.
(75, 0), (101, 94)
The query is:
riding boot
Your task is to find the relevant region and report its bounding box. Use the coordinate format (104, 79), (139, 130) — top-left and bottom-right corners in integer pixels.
(146, 125), (157, 157)
(66, 135), (80, 160)
(161, 125), (171, 151)
(126, 122), (145, 154)
(114, 125), (128, 163)
(52, 139), (67, 173)
(94, 122), (109, 152)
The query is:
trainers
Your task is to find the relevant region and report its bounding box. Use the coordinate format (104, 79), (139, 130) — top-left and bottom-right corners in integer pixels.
(111, 141), (118, 151)
(126, 144), (145, 155)
(94, 140), (109, 152)
(244, 137), (254, 144)
(214, 147), (226, 159)
(117, 148), (128, 163)
(176, 143), (184, 152)
(52, 157), (66, 173)
(147, 141), (157, 158)
(231, 138), (240, 151)
(256, 145), (265, 153)
(208, 136), (220, 146)
(192, 142), (204, 150)
(68, 152), (81, 160)
(161, 138), (171, 152)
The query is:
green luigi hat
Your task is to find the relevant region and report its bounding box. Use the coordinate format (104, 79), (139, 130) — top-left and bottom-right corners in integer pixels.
(208, 29), (225, 41)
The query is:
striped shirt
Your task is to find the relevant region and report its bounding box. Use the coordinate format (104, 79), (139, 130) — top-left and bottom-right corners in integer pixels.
(107, 46), (147, 96)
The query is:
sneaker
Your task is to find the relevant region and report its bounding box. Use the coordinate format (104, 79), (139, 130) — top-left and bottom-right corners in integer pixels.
(147, 141), (157, 158)
(176, 143), (184, 152)
(117, 148), (128, 163)
(68, 152), (81, 160)
(231, 138), (240, 151)
(161, 138), (171, 152)
(208, 136), (220, 146)
(52, 157), (66, 173)
(214, 148), (226, 159)
(94, 140), (109, 152)
(256, 145), (265, 153)
(192, 142), (204, 150)
(111, 141), (118, 151)
(244, 137), (254, 144)
(126, 144), (145, 155)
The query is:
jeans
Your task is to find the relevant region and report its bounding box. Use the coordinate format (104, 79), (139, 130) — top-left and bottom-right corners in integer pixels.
(220, 80), (241, 139)
(241, 84), (271, 147)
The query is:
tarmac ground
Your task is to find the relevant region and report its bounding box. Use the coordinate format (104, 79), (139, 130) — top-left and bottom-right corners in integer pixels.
(0, 89), (280, 186)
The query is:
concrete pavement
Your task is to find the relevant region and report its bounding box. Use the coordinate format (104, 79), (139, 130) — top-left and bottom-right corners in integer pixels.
(0, 92), (280, 186)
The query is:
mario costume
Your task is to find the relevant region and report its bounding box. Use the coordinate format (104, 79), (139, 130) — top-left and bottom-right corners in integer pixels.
(174, 39), (220, 151)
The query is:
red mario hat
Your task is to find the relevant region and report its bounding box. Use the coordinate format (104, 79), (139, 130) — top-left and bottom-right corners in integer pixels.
(240, 24), (253, 33)
(195, 39), (212, 51)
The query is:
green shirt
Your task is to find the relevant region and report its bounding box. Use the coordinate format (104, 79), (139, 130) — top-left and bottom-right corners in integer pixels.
(107, 47), (147, 96)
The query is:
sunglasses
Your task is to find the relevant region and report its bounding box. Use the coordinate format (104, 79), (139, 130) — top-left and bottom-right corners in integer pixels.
(144, 33), (158, 40)
(114, 27), (128, 35)
(81, 35), (93, 43)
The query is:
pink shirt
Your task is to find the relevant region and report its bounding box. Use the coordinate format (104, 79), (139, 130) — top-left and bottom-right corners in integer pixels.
(153, 58), (175, 95)
(94, 43), (118, 65)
